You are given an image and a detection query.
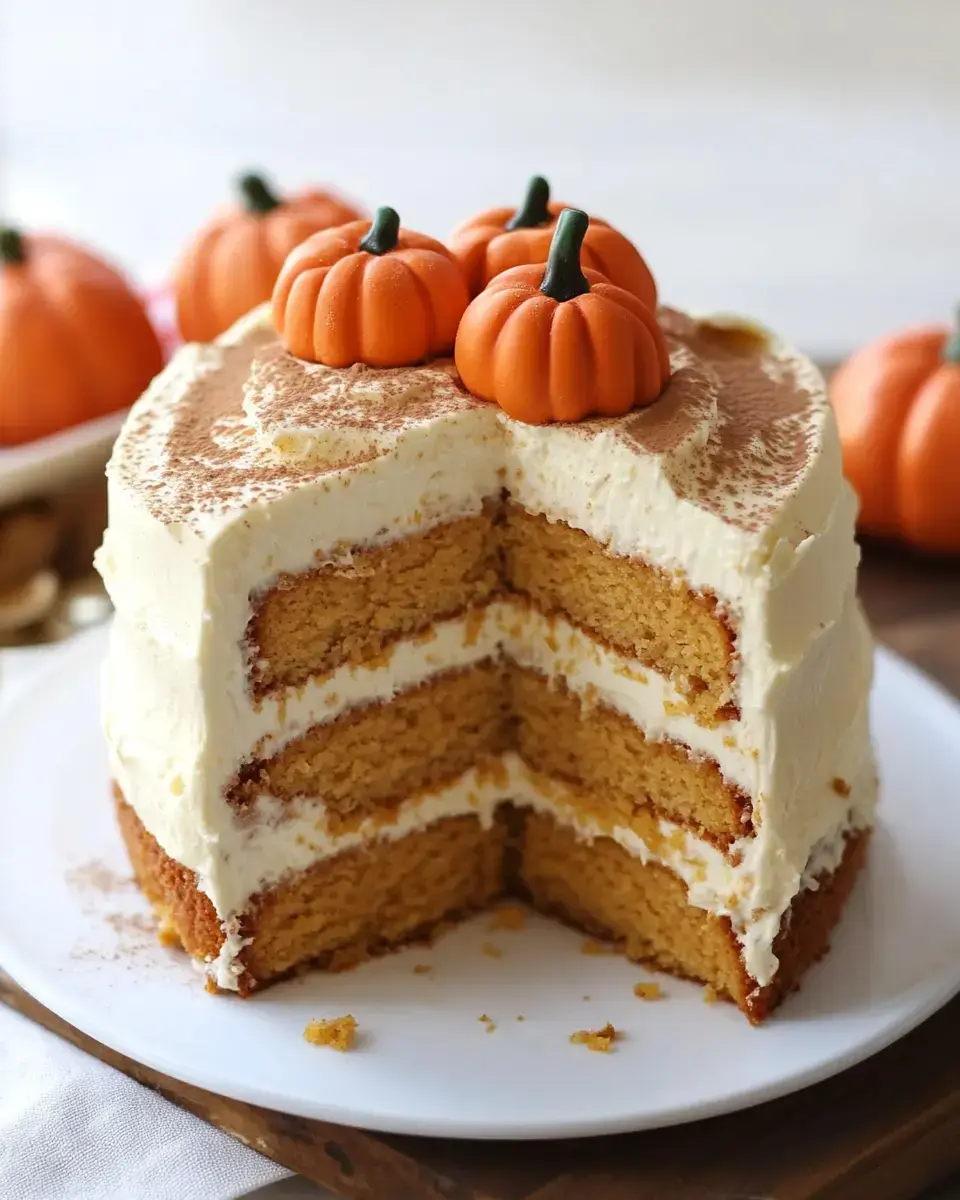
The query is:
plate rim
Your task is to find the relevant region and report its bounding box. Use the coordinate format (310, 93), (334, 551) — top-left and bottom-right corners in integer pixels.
(1, 630), (959, 1139)
(0, 410), (127, 505)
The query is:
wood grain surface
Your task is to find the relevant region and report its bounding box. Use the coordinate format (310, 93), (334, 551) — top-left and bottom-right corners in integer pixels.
(2, 540), (959, 1200)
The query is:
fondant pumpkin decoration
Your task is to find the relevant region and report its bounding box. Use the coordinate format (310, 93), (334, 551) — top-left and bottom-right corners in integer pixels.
(174, 172), (363, 343)
(831, 315), (960, 553)
(450, 175), (658, 307)
(0, 227), (164, 447)
(272, 206), (469, 368)
(455, 208), (670, 425)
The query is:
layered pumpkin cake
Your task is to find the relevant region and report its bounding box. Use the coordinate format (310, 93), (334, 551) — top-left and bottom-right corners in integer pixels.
(96, 203), (876, 1023)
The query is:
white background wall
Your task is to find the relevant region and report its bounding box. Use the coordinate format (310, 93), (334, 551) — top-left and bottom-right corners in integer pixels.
(2, 0), (959, 357)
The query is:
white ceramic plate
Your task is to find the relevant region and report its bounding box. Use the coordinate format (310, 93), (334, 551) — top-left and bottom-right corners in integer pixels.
(0, 626), (958, 1140)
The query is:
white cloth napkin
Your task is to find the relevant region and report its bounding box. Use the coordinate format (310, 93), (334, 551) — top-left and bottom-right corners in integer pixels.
(0, 645), (331, 1200)
(0, 1004), (293, 1200)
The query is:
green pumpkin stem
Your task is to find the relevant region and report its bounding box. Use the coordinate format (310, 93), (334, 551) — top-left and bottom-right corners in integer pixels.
(238, 172), (281, 215)
(359, 206), (401, 255)
(540, 209), (591, 303)
(0, 226), (26, 265)
(944, 308), (960, 364)
(505, 175), (551, 230)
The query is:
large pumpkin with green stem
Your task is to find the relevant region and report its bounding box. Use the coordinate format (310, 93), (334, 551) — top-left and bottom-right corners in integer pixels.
(0, 227), (164, 446)
(174, 171), (363, 343)
(450, 175), (658, 306)
(830, 313), (960, 553)
(455, 208), (669, 424)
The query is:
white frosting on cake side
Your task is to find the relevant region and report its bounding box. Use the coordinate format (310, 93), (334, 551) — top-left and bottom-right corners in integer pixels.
(96, 305), (878, 991)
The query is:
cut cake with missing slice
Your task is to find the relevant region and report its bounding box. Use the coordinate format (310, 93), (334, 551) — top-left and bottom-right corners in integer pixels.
(97, 300), (876, 1024)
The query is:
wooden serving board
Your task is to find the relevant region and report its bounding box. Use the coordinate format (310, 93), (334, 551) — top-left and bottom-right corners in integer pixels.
(2, 540), (960, 1200)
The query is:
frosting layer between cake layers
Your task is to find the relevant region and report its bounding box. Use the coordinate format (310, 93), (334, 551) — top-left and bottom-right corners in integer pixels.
(97, 305), (877, 992)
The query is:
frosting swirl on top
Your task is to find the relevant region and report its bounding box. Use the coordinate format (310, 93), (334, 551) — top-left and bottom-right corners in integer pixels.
(110, 304), (831, 540)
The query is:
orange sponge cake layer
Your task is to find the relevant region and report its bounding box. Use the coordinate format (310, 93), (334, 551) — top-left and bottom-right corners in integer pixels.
(502, 505), (737, 723)
(519, 812), (869, 1024)
(247, 510), (501, 698)
(116, 790), (509, 994)
(247, 498), (738, 723)
(229, 663), (511, 827)
(511, 668), (750, 842)
(227, 653), (746, 843)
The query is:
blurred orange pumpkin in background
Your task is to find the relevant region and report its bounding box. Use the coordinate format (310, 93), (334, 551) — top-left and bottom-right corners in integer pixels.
(0, 227), (165, 447)
(450, 175), (658, 307)
(174, 172), (364, 344)
(830, 315), (960, 554)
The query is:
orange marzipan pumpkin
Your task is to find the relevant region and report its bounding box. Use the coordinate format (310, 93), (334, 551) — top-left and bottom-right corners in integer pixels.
(450, 175), (658, 307)
(454, 208), (670, 425)
(174, 172), (364, 344)
(0, 227), (164, 447)
(273, 206), (469, 368)
(830, 317), (960, 554)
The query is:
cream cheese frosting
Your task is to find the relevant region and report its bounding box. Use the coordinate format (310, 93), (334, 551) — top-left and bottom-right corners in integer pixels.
(96, 303), (877, 991)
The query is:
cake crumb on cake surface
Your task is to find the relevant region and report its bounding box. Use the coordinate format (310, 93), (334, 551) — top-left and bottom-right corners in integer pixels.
(304, 1015), (357, 1051)
(570, 1022), (619, 1052)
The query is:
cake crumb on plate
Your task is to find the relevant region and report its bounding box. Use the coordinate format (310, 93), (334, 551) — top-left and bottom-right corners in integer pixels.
(304, 1015), (357, 1051)
(633, 981), (663, 1000)
(487, 904), (526, 931)
(580, 939), (614, 956)
(570, 1022), (618, 1052)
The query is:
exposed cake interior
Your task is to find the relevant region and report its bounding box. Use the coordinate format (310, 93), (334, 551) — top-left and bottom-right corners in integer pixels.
(97, 306), (877, 1023)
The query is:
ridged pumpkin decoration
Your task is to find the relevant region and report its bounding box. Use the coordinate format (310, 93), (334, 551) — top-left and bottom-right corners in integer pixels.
(0, 227), (164, 446)
(273, 206), (469, 368)
(450, 175), (658, 307)
(830, 314), (960, 553)
(174, 172), (363, 344)
(455, 209), (670, 425)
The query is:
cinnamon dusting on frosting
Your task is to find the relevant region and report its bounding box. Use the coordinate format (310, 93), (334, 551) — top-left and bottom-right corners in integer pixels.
(112, 304), (826, 538)
(114, 310), (485, 531)
(566, 309), (824, 534)
(246, 344), (475, 462)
